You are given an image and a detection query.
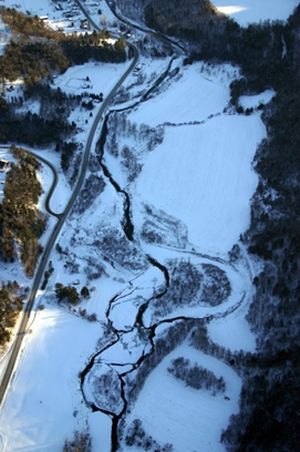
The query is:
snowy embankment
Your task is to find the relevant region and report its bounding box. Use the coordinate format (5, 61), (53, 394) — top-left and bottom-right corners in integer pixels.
(213, 0), (299, 26)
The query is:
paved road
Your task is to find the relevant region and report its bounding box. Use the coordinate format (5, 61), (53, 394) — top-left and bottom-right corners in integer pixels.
(105, 0), (186, 53)
(0, 9), (139, 407)
(26, 150), (61, 218)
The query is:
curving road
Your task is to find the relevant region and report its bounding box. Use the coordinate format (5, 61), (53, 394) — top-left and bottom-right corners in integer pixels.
(0, 12), (139, 407)
(25, 149), (61, 218)
(104, 0), (186, 53)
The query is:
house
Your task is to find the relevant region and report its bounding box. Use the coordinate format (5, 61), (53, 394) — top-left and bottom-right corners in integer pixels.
(0, 159), (10, 173)
(80, 19), (89, 30)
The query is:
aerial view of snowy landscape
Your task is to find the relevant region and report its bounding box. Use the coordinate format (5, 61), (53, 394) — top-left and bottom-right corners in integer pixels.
(0, 0), (299, 451)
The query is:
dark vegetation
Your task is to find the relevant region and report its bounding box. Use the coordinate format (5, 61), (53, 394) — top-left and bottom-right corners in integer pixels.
(148, 2), (300, 449)
(91, 366), (123, 414)
(0, 8), (126, 151)
(0, 9), (126, 83)
(93, 227), (148, 271)
(55, 283), (91, 306)
(63, 430), (92, 452)
(73, 174), (105, 214)
(221, 9), (300, 450)
(62, 32), (126, 65)
(0, 282), (22, 346)
(0, 89), (77, 147)
(137, 0), (300, 448)
(0, 146), (45, 277)
(151, 260), (230, 320)
(55, 283), (80, 305)
(168, 356), (226, 393)
(125, 419), (173, 451)
(151, 260), (203, 319)
(144, 0), (223, 41)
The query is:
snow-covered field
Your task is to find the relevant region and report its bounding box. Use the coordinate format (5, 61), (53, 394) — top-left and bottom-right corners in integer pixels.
(129, 62), (239, 126)
(4, 0), (54, 16)
(0, 54), (265, 450)
(52, 62), (130, 99)
(213, 0), (299, 25)
(3, 0), (87, 33)
(0, 1), (278, 449)
(239, 89), (275, 110)
(0, 306), (101, 451)
(122, 344), (241, 452)
(104, 61), (265, 255)
(134, 114), (265, 254)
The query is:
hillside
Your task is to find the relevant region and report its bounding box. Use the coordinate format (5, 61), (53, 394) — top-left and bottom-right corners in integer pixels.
(0, 1), (299, 451)
(115, 0), (300, 449)
(115, 0), (223, 36)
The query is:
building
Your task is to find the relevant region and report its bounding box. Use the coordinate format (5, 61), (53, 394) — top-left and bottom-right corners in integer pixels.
(0, 159), (10, 173)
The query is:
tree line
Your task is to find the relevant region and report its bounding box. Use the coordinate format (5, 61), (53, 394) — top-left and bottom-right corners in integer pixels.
(144, 2), (300, 449)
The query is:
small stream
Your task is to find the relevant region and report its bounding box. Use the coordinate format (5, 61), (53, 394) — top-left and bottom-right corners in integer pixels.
(79, 23), (248, 452)
(96, 115), (134, 241)
(79, 50), (248, 449)
(79, 59), (180, 449)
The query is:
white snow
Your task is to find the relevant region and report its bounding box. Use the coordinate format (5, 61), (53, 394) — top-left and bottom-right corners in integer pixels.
(129, 62), (239, 127)
(208, 311), (256, 352)
(0, 5), (269, 448)
(89, 412), (111, 452)
(135, 114), (266, 255)
(4, 0), (54, 16)
(3, 0), (93, 34)
(52, 61), (130, 98)
(0, 18), (9, 56)
(16, 99), (40, 116)
(239, 89), (275, 109)
(124, 343), (241, 452)
(0, 306), (101, 451)
(213, 0), (299, 25)
(30, 148), (72, 214)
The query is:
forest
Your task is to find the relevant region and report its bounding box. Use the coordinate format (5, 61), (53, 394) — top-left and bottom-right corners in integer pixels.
(138, 1), (300, 449)
(0, 8), (126, 151)
(0, 282), (23, 346)
(0, 146), (45, 277)
(222, 9), (300, 450)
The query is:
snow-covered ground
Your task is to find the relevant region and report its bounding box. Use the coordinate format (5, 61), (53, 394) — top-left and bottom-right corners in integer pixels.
(52, 61), (130, 98)
(4, 0), (56, 17)
(0, 18), (9, 56)
(0, 147), (13, 203)
(239, 89), (275, 110)
(122, 343), (242, 452)
(104, 61), (265, 255)
(3, 0), (87, 33)
(213, 0), (299, 26)
(0, 12), (270, 452)
(80, 0), (120, 31)
(0, 306), (101, 451)
(128, 62), (239, 126)
(134, 114), (265, 254)
(207, 309), (256, 352)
